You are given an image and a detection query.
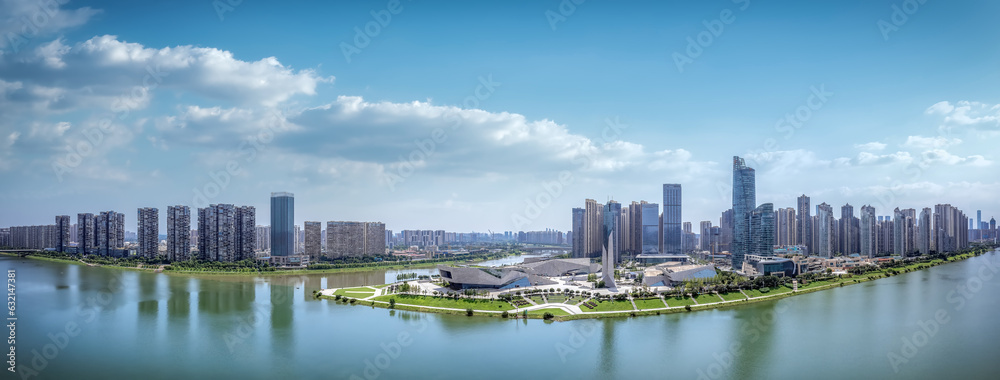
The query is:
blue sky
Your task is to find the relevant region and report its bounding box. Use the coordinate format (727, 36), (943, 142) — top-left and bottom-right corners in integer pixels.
(1, 0), (999, 233)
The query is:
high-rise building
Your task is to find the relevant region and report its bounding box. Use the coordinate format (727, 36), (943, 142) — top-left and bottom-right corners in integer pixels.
(197, 204), (254, 262)
(682, 221), (696, 253)
(639, 202), (659, 254)
(571, 208), (584, 258)
(776, 207), (795, 247)
(270, 192), (295, 257)
(326, 221), (386, 257)
(750, 203), (775, 256)
(732, 156), (756, 268)
(977, 210), (982, 230)
(95, 211), (124, 256)
(77, 213), (95, 255)
(933, 204), (968, 254)
(302, 222), (319, 258)
(304, 221), (322, 258)
(719, 209), (733, 253)
(584, 199), (604, 258)
(167, 205), (191, 261)
(255, 225), (270, 252)
(662, 184), (682, 255)
(839, 204), (857, 255)
(55, 215), (70, 253)
(236, 206), (256, 260)
(699, 221), (713, 251)
(816, 203), (834, 258)
(918, 207), (932, 255)
(797, 195), (811, 252)
(860, 205), (876, 258)
(603, 201), (622, 263)
(137, 207), (159, 258)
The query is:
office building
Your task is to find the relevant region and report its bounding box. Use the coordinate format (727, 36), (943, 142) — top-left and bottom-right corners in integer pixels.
(270, 192), (295, 257)
(641, 202), (660, 254)
(750, 203), (774, 256)
(732, 156), (756, 268)
(603, 200), (622, 263)
(662, 184), (682, 255)
(571, 208), (584, 258)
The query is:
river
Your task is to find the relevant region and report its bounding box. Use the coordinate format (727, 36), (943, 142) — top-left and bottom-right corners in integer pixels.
(3, 249), (999, 379)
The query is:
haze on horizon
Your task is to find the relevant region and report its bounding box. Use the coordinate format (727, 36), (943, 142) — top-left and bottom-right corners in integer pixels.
(1, 0), (998, 234)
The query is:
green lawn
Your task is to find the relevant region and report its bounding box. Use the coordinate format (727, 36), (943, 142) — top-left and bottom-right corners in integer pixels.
(334, 287), (377, 297)
(664, 296), (696, 308)
(372, 294), (516, 311)
(527, 308), (571, 316)
(693, 294), (723, 305)
(528, 295), (546, 304)
(743, 286), (794, 298)
(634, 298), (667, 310)
(718, 291), (747, 302)
(546, 295), (569, 304)
(581, 300), (635, 313)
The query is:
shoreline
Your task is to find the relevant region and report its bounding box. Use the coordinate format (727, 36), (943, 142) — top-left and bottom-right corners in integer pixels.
(0, 251), (524, 277)
(320, 246), (997, 321)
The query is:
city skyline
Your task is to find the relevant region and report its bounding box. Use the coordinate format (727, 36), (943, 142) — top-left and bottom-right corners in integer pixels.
(1, 1), (999, 232)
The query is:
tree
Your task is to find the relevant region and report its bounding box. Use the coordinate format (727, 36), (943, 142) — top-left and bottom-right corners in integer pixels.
(466, 308), (474, 316)
(389, 298), (396, 308)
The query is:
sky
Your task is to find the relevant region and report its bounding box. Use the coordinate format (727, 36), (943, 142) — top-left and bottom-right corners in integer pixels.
(1, 0), (999, 234)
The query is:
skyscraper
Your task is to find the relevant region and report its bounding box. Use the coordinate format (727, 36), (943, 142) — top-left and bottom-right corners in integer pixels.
(662, 184), (682, 255)
(750, 203), (775, 256)
(640, 202), (660, 254)
(270, 192), (295, 257)
(603, 200), (622, 263)
(816, 203), (834, 258)
(304, 221), (322, 258)
(138, 207), (159, 258)
(236, 206), (256, 260)
(797, 195), (811, 252)
(776, 207), (796, 247)
(584, 199), (604, 258)
(699, 221), (713, 251)
(77, 213), (95, 255)
(719, 209), (733, 253)
(167, 205), (191, 261)
(55, 215), (70, 253)
(96, 211), (124, 256)
(860, 205), (876, 258)
(571, 208), (584, 258)
(918, 207), (932, 255)
(840, 204), (857, 255)
(977, 210), (982, 230)
(732, 156), (755, 268)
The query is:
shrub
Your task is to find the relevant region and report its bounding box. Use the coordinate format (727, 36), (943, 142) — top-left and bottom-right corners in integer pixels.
(466, 308), (474, 316)
(684, 305), (692, 311)
(543, 312), (554, 320)
(389, 298), (396, 308)
(501, 310), (509, 318)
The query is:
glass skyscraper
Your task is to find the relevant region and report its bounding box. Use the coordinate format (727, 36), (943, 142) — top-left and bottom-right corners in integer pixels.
(270, 192), (295, 257)
(662, 184), (682, 255)
(640, 202), (660, 254)
(603, 201), (621, 263)
(732, 156), (755, 268)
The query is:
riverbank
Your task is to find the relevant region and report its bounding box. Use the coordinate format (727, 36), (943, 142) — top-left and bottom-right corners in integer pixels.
(320, 246), (997, 321)
(0, 250), (522, 277)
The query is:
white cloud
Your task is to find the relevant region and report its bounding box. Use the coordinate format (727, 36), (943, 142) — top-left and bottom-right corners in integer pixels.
(854, 141), (886, 152)
(903, 135), (961, 150)
(0, 35), (333, 111)
(925, 100), (1000, 131)
(0, 0), (100, 53)
(917, 149), (992, 167)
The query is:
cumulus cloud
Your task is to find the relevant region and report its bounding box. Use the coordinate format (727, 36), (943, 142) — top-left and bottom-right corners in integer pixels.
(0, 35), (333, 111)
(903, 135), (961, 150)
(917, 149), (991, 167)
(925, 100), (1000, 131)
(854, 141), (886, 151)
(0, 0), (100, 53)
